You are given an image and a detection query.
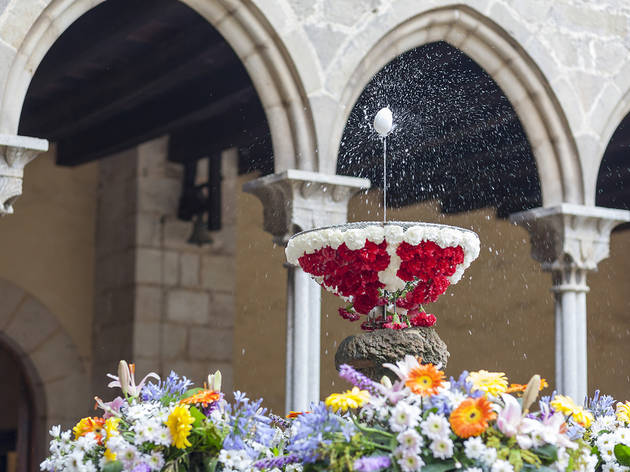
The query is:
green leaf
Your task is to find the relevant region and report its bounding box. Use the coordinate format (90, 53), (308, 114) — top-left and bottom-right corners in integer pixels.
(190, 406), (206, 427)
(522, 465), (556, 472)
(421, 460), (456, 472)
(615, 444), (630, 466)
(533, 444), (558, 462)
(101, 461), (123, 472)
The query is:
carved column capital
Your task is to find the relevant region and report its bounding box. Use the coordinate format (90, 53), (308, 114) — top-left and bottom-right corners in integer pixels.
(510, 204), (630, 273)
(0, 135), (49, 214)
(511, 204), (630, 401)
(243, 170), (370, 244)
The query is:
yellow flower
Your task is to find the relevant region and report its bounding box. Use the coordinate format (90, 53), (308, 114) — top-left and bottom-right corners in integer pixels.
(325, 387), (370, 413)
(550, 394), (593, 428)
(468, 370), (508, 397)
(73, 417), (106, 443)
(103, 448), (117, 462)
(104, 417), (120, 440)
(166, 405), (195, 449)
(616, 401), (630, 424)
(102, 417), (120, 461)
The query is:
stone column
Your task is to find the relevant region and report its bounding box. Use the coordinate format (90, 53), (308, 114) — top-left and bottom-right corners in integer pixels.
(511, 204), (630, 402)
(0, 135), (48, 214)
(244, 170), (370, 412)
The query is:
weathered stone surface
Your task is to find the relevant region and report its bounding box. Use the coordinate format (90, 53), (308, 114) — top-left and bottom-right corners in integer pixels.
(335, 327), (449, 381)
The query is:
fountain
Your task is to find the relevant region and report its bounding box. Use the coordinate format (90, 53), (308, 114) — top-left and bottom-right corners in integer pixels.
(286, 108), (480, 380)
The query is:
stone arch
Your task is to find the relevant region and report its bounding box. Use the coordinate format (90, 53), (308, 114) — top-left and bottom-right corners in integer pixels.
(328, 4), (582, 207)
(0, 0), (317, 172)
(0, 277), (89, 462)
(595, 86), (630, 200)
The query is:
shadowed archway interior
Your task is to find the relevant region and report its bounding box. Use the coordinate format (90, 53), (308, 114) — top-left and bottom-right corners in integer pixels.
(18, 0), (273, 175)
(597, 112), (630, 226)
(337, 41), (542, 218)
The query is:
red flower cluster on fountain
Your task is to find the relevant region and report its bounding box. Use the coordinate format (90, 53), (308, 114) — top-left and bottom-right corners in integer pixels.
(298, 238), (464, 329)
(395, 241), (464, 311)
(298, 240), (389, 315)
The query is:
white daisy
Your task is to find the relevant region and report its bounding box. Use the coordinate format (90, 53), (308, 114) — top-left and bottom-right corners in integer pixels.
(430, 437), (454, 459)
(397, 429), (424, 453)
(491, 460), (514, 472)
(421, 413), (451, 440)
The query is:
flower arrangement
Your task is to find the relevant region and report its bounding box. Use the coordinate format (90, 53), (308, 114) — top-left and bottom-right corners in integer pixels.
(263, 357), (597, 472)
(569, 390), (630, 472)
(41, 361), (283, 472)
(285, 223), (480, 330)
(42, 359), (613, 472)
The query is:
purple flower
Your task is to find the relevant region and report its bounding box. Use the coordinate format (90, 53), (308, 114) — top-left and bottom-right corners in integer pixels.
(254, 454), (300, 469)
(131, 464), (150, 472)
(353, 455), (391, 471)
(338, 364), (383, 395)
(141, 371), (192, 402)
(588, 390), (615, 417)
(287, 402), (344, 463)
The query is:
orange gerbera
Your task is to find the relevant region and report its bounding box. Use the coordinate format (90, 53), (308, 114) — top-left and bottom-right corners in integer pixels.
(449, 397), (496, 438)
(180, 389), (221, 408)
(73, 417), (106, 443)
(405, 363), (445, 396)
(506, 378), (549, 394)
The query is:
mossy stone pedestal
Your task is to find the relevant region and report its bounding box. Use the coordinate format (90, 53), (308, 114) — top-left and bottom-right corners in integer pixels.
(334, 327), (449, 382)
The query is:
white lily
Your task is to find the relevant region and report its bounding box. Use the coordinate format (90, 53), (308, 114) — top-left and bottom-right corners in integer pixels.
(383, 355), (422, 381)
(208, 370), (222, 391)
(106, 360), (160, 397)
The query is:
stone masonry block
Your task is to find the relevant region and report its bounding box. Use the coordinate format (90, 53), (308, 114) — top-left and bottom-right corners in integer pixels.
(201, 255), (235, 292)
(30, 332), (83, 383)
(160, 323), (188, 360)
(137, 177), (181, 214)
(180, 252), (200, 287)
(135, 212), (162, 247)
(133, 321), (161, 358)
(4, 297), (58, 354)
(163, 218), (196, 252)
(134, 286), (163, 322)
(163, 251), (179, 286)
(0, 281), (24, 329)
(188, 327), (233, 361)
(136, 248), (163, 284)
(133, 356), (162, 380)
(167, 289), (210, 324)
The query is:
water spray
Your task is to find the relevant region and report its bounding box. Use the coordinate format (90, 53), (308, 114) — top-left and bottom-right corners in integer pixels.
(373, 107), (393, 223)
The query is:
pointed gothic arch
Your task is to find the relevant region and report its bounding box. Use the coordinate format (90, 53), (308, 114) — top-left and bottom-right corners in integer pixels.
(0, 0), (317, 172)
(329, 4), (582, 207)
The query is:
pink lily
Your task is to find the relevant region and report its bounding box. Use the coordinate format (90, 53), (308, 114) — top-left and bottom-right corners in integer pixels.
(497, 393), (523, 437)
(106, 360), (160, 397)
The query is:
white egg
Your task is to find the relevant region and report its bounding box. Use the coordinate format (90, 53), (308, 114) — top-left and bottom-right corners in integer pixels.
(373, 106), (393, 137)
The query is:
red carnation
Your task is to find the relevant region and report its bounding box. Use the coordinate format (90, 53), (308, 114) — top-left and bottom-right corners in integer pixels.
(408, 311), (437, 327)
(338, 307), (360, 322)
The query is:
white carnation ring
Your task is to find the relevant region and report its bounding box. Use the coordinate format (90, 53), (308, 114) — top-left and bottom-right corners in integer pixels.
(286, 221), (480, 294)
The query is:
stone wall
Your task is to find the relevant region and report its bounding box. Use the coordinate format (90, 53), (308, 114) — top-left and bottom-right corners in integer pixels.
(2, 0), (630, 198)
(92, 136), (236, 397)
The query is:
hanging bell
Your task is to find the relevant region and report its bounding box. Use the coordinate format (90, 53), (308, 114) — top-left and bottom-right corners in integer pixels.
(187, 214), (213, 247)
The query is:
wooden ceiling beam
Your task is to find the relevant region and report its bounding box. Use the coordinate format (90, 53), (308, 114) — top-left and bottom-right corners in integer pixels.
(56, 80), (259, 165)
(23, 26), (236, 138)
(27, 0), (186, 94)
